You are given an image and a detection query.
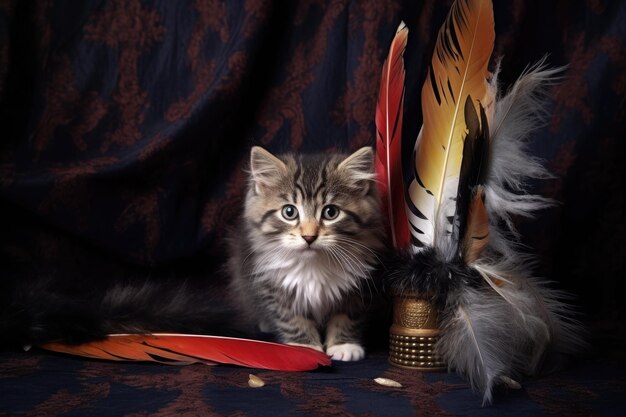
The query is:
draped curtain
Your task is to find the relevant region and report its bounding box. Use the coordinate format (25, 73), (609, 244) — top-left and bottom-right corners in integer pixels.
(1, 0), (624, 321)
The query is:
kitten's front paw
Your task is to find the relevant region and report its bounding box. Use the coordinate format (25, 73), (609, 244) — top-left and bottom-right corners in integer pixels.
(326, 343), (365, 361)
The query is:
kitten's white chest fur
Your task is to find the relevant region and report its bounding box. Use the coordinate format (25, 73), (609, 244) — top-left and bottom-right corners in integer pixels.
(261, 251), (364, 323)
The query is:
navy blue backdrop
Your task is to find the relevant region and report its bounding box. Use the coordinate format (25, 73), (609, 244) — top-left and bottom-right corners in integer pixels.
(1, 0), (623, 319)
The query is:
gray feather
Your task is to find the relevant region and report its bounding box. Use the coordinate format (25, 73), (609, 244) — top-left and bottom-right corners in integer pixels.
(437, 60), (586, 405)
(473, 259), (586, 372)
(482, 59), (586, 367)
(438, 286), (523, 405)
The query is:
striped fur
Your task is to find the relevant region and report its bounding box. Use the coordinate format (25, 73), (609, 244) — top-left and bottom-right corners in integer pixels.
(228, 147), (385, 361)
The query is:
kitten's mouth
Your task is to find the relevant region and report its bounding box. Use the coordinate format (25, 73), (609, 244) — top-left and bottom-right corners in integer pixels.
(301, 244), (321, 254)
(297, 249), (316, 260)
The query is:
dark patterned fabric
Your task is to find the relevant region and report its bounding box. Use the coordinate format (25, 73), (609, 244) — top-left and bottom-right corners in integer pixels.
(1, 349), (625, 416)
(1, 0), (625, 415)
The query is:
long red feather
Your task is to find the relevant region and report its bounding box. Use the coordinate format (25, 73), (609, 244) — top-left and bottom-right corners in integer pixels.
(375, 21), (410, 249)
(41, 334), (331, 371)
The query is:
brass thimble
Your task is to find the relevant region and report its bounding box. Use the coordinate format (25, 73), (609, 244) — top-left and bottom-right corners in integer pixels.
(389, 291), (446, 371)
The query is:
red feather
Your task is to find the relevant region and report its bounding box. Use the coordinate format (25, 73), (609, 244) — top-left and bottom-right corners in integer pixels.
(41, 333), (331, 371)
(375, 22), (410, 249)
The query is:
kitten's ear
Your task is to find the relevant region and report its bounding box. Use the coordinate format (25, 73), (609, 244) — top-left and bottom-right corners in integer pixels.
(338, 147), (376, 193)
(250, 146), (287, 194)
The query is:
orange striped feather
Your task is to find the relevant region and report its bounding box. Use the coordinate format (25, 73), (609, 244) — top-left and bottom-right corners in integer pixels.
(407, 0), (494, 248)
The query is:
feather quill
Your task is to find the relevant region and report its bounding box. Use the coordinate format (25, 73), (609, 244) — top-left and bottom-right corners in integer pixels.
(407, 0), (495, 251)
(42, 333), (331, 371)
(375, 21), (410, 249)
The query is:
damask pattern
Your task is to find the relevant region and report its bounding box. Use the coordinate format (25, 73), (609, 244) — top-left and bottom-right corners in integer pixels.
(1, 350), (624, 415)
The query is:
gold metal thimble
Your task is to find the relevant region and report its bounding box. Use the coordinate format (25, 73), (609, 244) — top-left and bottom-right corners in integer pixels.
(389, 291), (446, 371)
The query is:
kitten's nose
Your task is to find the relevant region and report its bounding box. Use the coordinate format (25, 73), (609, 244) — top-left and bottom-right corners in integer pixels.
(302, 235), (318, 245)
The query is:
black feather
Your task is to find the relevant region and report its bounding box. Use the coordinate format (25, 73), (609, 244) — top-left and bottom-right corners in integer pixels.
(383, 248), (482, 310)
(454, 97), (490, 252)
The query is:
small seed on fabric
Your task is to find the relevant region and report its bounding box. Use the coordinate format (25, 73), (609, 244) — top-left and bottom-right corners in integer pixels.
(374, 377), (402, 388)
(248, 374), (265, 388)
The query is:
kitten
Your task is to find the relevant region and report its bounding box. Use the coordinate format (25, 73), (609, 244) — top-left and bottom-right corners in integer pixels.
(228, 146), (385, 361)
(0, 146), (385, 358)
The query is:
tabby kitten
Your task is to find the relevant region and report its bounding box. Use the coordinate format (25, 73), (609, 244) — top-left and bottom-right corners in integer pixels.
(228, 146), (385, 361)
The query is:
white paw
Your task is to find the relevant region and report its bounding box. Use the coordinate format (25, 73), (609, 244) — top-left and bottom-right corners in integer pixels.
(326, 343), (365, 361)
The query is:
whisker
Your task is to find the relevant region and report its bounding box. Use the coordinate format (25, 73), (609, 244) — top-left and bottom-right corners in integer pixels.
(326, 246), (348, 279)
(330, 236), (384, 264)
(333, 245), (372, 275)
(241, 236), (286, 268)
(330, 244), (377, 301)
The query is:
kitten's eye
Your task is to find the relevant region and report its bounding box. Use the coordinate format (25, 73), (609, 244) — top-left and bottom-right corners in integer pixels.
(322, 205), (339, 220)
(281, 205), (299, 220)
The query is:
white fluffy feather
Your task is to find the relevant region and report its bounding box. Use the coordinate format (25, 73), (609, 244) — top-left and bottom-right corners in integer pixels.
(485, 59), (563, 257)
